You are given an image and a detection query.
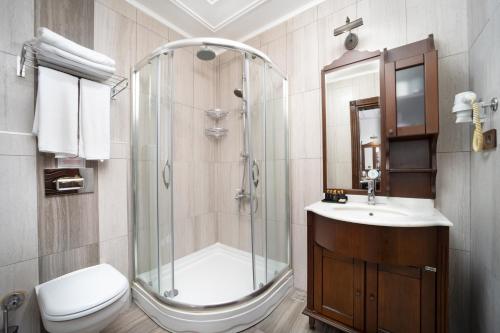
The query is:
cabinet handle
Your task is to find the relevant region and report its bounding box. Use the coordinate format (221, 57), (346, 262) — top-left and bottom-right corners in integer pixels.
(388, 128), (394, 134)
(355, 290), (361, 297)
(369, 294), (375, 301)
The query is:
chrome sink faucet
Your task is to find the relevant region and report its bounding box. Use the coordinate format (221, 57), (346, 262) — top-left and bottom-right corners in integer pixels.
(361, 169), (379, 205)
(367, 179), (376, 205)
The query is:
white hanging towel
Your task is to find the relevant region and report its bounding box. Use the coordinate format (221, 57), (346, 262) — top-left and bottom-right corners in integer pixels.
(78, 79), (111, 160)
(37, 27), (115, 67)
(32, 66), (79, 157)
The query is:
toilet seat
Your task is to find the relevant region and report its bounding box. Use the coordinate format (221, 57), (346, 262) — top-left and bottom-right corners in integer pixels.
(36, 264), (129, 333)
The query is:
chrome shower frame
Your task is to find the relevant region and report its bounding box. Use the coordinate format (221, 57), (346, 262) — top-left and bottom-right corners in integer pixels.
(132, 37), (290, 310)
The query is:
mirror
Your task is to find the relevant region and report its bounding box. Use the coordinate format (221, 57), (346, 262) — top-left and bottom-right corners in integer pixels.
(322, 53), (384, 193)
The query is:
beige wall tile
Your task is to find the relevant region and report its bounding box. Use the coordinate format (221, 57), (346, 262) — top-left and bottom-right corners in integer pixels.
(0, 156), (38, 266)
(436, 152), (471, 251)
(98, 159), (129, 242)
(94, 2), (137, 77)
(137, 10), (169, 39)
(0, 52), (35, 133)
(449, 249), (471, 333)
(136, 24), (168, 63)
(0, 259), (39, 332)
(290, 158), (323, 226)
(316, 0), (356, 19)
(287, 7), (317, 33)
(317, 5), (356, 69)
(407, 0), (468, 57)
(173, 103), (193, 162)
(96, 0), (136, 21)
(194, 58), (216, 109)
(286, 22), (319, 94)
(39, 243), (99, 283)
(259, 22), (287, 45)
(289, 90), (322, 159)
(0, 0), (33, 56)
(193, 213), (217, 251)
(261, 35), (287, 75)
(100, 235), (130, 279)
(437, 53), (470, 153)
(292, 223), (307, 290)
(0, 132), (36, 156)
(173, 48), (194, 106)
(356, 0), (406, 51)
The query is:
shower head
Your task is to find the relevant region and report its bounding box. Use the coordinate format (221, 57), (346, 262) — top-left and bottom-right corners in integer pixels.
(196, 46), (216, 61)
(233, 89), (243, 98)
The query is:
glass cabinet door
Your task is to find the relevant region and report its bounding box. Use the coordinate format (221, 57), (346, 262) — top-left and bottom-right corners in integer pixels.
(396, 65), (425, 132)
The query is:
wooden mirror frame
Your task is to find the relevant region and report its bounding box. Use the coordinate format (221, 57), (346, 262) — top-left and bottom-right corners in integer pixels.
(321, 49), (387, 195)
(350, 96), (381, 190)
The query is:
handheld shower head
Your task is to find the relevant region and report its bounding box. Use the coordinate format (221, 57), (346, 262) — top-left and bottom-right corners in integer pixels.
(233, 89), (243, 98)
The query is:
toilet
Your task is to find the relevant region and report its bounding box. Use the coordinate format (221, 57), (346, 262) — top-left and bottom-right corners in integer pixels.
(36, 264), (130, 333)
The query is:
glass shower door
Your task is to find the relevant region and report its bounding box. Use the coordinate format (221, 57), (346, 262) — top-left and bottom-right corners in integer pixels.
(246, 56), (290, 289)
(246, 54), (267, 289)
(133, 58), (161, 293)
(133, 53), (175, 298)
(265, 66), (289, 281)
(158, 52), (176, 298)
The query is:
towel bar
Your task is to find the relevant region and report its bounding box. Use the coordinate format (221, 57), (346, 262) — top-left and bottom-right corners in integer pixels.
(17, 40), (128, 100)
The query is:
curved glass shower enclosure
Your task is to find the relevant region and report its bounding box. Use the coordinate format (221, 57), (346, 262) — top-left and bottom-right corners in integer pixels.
(132, 38), (290, 330)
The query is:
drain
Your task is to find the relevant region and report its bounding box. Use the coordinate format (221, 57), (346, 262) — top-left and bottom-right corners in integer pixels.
(369, 212), (374, 216)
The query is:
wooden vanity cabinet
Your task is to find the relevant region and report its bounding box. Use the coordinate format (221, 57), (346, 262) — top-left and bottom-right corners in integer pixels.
(384, 35), (438, 138)
(304, 212), (449, 333)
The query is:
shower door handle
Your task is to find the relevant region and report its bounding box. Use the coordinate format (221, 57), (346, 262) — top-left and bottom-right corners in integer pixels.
(252, 160), (260, 188)
(162, 160), (171, 189)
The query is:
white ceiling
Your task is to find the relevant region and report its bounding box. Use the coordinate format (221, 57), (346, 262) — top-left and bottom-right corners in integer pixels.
(126, 0), (325, 41)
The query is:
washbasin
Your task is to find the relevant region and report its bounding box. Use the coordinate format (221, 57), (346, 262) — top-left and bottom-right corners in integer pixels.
(332, 204), (409, 219)
(305, 196), (453, 227)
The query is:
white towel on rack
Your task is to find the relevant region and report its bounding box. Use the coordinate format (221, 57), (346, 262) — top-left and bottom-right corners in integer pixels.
(35, 42), (115, 82)
(36, 42), (116, 73)
(78, 79), (111, 160)
(37, 27), (115, 67)
(32, 66), (79, 157)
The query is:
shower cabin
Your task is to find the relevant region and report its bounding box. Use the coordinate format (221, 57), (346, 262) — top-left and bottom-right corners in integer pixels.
(132, 38), (291, 332)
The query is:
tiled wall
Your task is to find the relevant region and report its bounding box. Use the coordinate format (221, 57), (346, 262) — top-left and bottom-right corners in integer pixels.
(36, 0), (100, 284)
(242, 0), (471, 330)
(468, 0), (500, 331)
(0, 0), (39, 331)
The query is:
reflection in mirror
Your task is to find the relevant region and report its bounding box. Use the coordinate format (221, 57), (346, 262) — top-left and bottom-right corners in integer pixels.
(324, 58), (381, 191)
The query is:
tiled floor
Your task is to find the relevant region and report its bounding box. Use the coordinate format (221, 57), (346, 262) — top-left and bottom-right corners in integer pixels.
(103, 289), (340, 333)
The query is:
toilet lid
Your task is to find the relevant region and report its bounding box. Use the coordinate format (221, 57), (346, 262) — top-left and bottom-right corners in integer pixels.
(36, 264), (129, 321)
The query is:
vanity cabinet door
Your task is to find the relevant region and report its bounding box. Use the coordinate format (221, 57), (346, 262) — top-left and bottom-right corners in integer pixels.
(313, 245), (365, 331)
(365, 264), (436, 333)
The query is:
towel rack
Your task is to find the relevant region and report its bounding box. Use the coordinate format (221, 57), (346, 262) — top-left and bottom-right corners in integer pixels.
(17, 40), (128, 100)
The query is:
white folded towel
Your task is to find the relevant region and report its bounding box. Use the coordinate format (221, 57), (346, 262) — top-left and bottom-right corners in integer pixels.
(35, 42), (115, 82)
(33, 67), (79, 156)
(36, 42), (116, 74)
(78, 79), (111, 160)
(37, 27), (115, 67)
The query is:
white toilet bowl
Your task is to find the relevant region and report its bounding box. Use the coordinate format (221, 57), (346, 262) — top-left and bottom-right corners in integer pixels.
(36, 264), (130, 333)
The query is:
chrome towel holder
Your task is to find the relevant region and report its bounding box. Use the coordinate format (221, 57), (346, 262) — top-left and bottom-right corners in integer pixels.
(16, 40), (128, 100)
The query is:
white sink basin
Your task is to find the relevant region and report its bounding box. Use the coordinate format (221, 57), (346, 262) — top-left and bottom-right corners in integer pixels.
(305, 196), (453, 227)
(332, 204), (409, 218)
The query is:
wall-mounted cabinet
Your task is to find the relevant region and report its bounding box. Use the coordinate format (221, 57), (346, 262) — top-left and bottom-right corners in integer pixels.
(384, 36), (438, 138)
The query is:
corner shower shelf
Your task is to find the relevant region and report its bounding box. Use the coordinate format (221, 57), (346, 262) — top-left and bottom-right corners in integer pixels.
(205, 127), (228, 138)
(205, 109), (229, 120)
